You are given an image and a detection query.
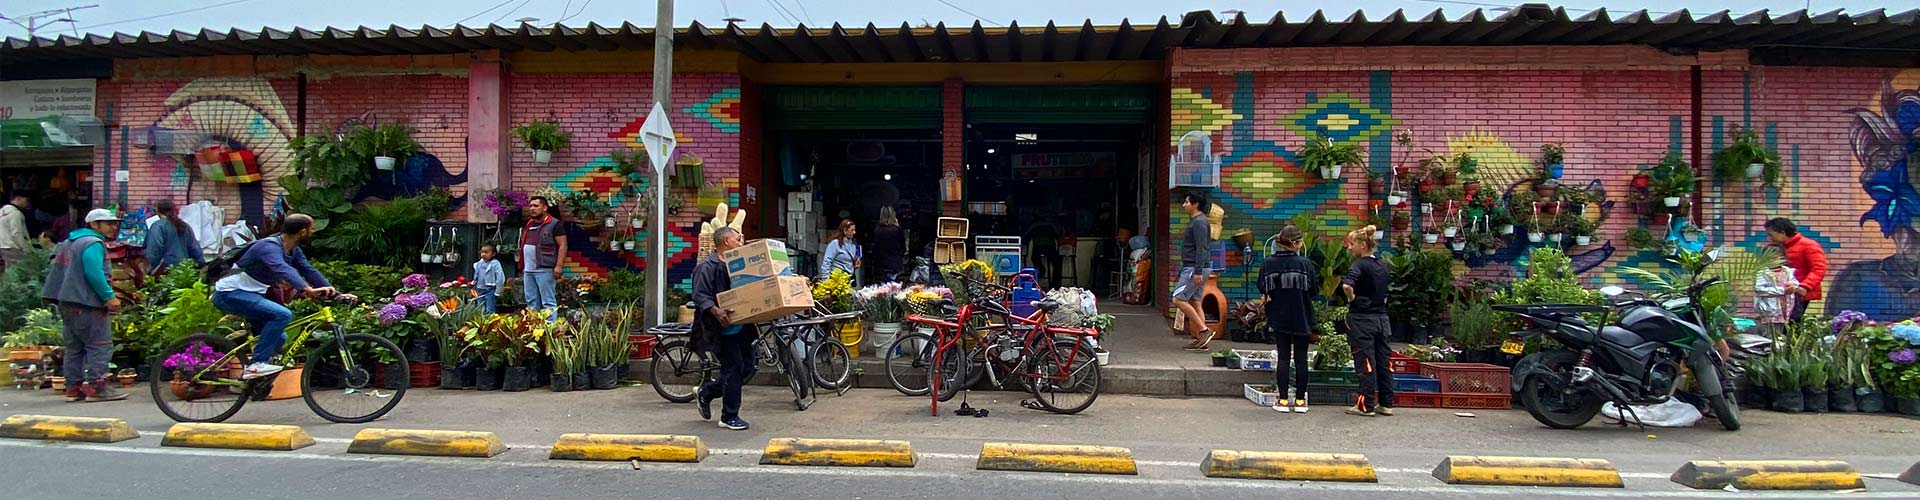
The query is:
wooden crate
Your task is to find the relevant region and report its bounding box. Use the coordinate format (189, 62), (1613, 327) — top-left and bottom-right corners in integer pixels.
(937, 217), (971, 239)
(934, 239), (967, 264)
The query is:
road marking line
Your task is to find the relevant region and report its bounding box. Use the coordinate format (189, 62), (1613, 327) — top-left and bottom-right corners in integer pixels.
(3, 438), (1915, 498)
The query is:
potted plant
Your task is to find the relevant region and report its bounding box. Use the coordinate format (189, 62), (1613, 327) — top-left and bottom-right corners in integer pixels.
(1541, 143), (1566, 180)
(561, 190), (613, 230)
(1624, 226), (1661, 251)
(545, 334), (580, 392)
(511, 120), (573, 164)
(1651, 151), (1695, 207)
(1454, 152), (1479, 188)
(1488, 209), (1515, 236)
(1368, 214), (1388, 240)
(857, 283), (907, 349)
(161, 340), (222, 401)
(1390, 211), (1411, 231)
(1366, 169), (1387, 196)
(1299, 133), (1364, 180)
(1546, 217), (1565, 243)
(1468, 231), (1499, 256)
(1714, 126), (1782, 186)
(347, 122), (421, 171)
(1422, 226), (1440, 244)
(1563, 214), (1596, 246)
(1556, 186), (1592, 215)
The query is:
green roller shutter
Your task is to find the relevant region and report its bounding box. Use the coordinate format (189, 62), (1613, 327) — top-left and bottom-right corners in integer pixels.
(965, 85), (1154, 125)
(766, 86), (942, 130)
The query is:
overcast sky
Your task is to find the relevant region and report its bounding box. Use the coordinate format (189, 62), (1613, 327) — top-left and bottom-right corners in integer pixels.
(1, 0), (1904, 38)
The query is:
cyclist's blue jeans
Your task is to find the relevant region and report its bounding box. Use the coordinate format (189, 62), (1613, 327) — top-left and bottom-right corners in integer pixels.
(211, 290), (291, 364)
(698, 329), (758, 420)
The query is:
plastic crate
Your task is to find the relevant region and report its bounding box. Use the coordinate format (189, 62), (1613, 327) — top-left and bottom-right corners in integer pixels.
(1395, 392), (1513, 409)
(937, 217), (971, 239)
(1389, 352), (1421, 374)
(1244, 384), (1279, 406)
(1418, 362), (1512, 394)
(1393, 374), (1441, 393)
(1308, 369), (1357, 385)
(1233, 349), (1277, 371)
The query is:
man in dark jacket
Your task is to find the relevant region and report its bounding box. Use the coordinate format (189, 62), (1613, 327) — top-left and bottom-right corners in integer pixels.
(694, 227), (755, 431)
(1258, 225), (1316, 413)
(41, 209), (128, 402)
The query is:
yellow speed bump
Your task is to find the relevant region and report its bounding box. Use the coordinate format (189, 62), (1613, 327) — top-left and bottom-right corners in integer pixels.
(550, 433), (707, 463)
(0, 414), (137, 443)
(759, 438), (915, 467)
(1201, 450), (1377, 482)
(347, 428), (506, 458)
(977, 442), (1137, 475)
(1671, 460), (1864, 490)
(162, 423), (315, 451)
(1432, 456), (1623, 488)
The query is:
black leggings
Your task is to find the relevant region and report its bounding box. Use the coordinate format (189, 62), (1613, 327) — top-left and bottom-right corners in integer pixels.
(1274, 334), (1312, 396)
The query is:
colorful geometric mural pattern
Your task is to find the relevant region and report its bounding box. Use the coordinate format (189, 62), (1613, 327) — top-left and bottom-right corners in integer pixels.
(1282, 93), (1399, 145)
(1169, 87), (1243, 142)
(684, 88), (743, 133)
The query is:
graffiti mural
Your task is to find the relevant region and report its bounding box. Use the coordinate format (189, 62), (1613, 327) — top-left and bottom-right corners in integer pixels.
(149, 78), (296, 222)
(1827, 72), (1920, 319)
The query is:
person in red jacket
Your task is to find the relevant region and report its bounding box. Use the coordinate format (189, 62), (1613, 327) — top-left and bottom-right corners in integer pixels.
(1766, 218), (1827, 322)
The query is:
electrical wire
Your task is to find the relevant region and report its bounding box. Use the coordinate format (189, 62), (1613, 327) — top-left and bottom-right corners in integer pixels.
(492, 0), (537, 24)
(792, 0), (815, 25)
(457, 0), (518, 25)
(763, 0), (797, 25)
(932, 0), (1000, 26)
(77, 0), (259, 31)
(556, 0), (593, 24)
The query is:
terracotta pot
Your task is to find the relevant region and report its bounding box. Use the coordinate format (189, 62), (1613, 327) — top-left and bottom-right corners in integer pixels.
(1462, 182), (1480, 197)
(1438, 171), (1457, 185)
(1391, 219), (1410, 231)
(170, 379), (217, 401)
(266, 367), (305, 400)
(48, 376), (66, 391)
(117, 374), (137, 388)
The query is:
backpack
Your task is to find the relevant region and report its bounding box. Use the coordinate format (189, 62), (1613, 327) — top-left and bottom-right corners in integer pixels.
(202, 239), (260, 287)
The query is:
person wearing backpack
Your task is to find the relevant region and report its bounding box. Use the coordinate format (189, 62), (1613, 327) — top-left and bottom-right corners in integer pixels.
(208, 214), (355, 379)
(41, 209), (129, 402)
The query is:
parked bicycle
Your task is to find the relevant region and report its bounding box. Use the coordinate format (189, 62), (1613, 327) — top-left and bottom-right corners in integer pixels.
(649, 308), (858, 410)
(902, 275), (1102, 415)
(151, 297), (407, 424)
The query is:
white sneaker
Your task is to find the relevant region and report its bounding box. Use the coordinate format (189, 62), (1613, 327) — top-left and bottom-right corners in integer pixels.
(1272, 402), (1292, 413)
(241, 362), (284, 380)
(1293, 396), (1310, 413)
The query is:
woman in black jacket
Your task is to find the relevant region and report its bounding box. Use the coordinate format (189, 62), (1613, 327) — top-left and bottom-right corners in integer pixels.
(1258, 225), (1317, 413)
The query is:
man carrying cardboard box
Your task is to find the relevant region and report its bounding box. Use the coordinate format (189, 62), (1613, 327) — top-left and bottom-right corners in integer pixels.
(693, 227), (756, 431)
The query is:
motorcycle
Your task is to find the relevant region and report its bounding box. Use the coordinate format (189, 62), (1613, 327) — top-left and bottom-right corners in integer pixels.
(1494, 277), (1741, 431)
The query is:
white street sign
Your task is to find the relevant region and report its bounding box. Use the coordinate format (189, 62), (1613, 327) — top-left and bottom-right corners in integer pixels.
(640, 102), (676, 175)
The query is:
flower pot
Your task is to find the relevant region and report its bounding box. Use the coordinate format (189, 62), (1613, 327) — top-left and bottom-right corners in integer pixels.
(628, 334), (659, 360)
(1803, 387), (1829, 413)
(1535, 183), (1557, 198)
(1631, 173), (1651, 189)
(1857, 387), (1887, 413)
(1373, 230), (1385, 240)
(374, 156), (397, 170)
(1422, 233), (1439, 244)
(1212, 355), (1230, 368)
(475, 366), (503, 390)
(1095, 348), (1110, 367)
(871, 322), (901, 349)
(1498, 224), (1514, 235)
(589, 364), (619, 390)
(616, 362), (630, 381)
(1575, 236), (1591, 246)
(430, 255), (444, 264)
(1528, 232), (1544, 243)
(501, 366), (532, 392)
(572, 372), (590, 390)
(1391, 219), (1410, 231)
(550, 372), (574, 392)
(1419, 203), (1433, 214)
(1368, 178), (1387, 195)
(1739, 385), (1769, 409)
(169, 379), (217, 401)
(603, 216), (618, 228)
(1438, 171), (1457, 185)
(1745, 163), (1764, 179)
(439, 364), (471, 390)
(1547, 163), (1565, 179)
(420, 253), (433, 263)
(1320, 164), (1343, 180)
(1442, 226), (1458, 238)
(1449, 241), (1466, 251)
(1462, 181), (1480, 197)
(1829, 385), (1857, 412)
(444, 252), (459, 263)
(623, 240), (636, 251)
(1770, 386), (1804, 413)
(266, 367), (305, 400)
(1899, 396), (1920, 416)
(532, 149), (553, 164)
(1663, 196), (1682, 207)
(1417, 180), (1434, 193)
(1388, 192), (1407, 206)
(407, 338), (436, 363)
(1549, 233), (1564, 243)
(1481, 248), (1497, 256)
(117, 374), (137, 387)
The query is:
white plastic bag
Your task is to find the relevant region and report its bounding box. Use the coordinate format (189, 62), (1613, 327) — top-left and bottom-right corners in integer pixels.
(1600, 400), (1701, 427)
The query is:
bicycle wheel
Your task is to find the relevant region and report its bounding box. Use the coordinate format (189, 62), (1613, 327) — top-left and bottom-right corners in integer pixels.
(809, 326), (853, 390)
(781, 339), (813, 410)
(1027, 339), (1102, 414)
(649, 338), (709, 403)
(932, 345), (972, 402)
(150, 333), (250, 423)
(302, 333), (408, 423)
(884, 332), (934, 396)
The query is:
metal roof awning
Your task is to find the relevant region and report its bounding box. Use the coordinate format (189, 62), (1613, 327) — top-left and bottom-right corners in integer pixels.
(3, 6), (1916, 64)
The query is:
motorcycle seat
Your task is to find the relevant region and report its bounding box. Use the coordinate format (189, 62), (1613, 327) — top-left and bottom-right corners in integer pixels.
(1600, 326), (1644, 347)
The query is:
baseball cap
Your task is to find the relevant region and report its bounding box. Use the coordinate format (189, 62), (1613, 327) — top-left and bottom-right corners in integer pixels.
(83, 208), (122, 224)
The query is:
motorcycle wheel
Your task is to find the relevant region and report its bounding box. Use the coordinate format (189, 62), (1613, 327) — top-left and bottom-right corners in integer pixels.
(1519, 351), (1604, 429)
(1695, 353), (1742, 431)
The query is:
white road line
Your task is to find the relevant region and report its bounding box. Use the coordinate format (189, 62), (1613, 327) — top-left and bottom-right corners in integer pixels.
(2, 438), (1911, 498)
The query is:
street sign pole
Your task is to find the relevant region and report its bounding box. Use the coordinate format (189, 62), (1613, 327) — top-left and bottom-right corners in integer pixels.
(646, 0), (674, 329)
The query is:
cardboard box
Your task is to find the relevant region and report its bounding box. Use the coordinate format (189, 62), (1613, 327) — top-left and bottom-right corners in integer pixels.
(787, 192), (814, 213)
(716, 275), (814, 324)
(721, 238), (793, 287)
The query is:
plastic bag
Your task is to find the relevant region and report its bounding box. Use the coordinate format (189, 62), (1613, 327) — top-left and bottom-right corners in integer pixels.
(1601, 400), (1702, 427)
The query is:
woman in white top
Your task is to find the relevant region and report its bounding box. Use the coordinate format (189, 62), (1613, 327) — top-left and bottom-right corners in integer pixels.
(818, 218), (862, 280)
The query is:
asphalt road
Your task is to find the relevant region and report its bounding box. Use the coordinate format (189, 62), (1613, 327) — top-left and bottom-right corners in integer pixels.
(2, 385), (1917, 498)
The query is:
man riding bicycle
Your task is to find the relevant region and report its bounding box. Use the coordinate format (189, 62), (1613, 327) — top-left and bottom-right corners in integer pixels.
(209, 214), (356, 380)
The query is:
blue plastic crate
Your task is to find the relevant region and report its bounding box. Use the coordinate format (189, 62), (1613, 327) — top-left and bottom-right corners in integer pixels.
(1394, 374), (1441, 393)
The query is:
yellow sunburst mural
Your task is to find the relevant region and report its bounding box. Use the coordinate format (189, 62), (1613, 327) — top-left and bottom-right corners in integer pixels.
(1442, 128), (1533, 189)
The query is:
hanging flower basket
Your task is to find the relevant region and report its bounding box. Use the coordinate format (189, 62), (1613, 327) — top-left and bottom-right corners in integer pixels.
(374, 156), (397, 171)
(532, 149), (553, 164)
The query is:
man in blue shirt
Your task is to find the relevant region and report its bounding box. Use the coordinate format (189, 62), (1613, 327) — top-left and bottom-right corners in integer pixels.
(210, 214), (354, 379)
(693, 227), (754, 431)
(41, 209), (129, 402)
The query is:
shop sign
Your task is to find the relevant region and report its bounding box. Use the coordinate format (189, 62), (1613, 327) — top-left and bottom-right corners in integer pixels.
(1012, 152), (1115, 179)
(0, 79), (96, 120)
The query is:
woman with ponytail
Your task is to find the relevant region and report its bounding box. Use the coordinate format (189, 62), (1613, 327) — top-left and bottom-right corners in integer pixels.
(144, 199), (205, 274)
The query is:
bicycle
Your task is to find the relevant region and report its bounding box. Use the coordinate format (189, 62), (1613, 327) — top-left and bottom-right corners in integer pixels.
(649, 309), (859, 410)
(904, 276), (1102, 415)
(151, 297), (408, 424)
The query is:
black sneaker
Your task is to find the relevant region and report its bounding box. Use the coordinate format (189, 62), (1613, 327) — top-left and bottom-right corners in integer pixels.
(718, 417), (749, 431)
(697, 391), (714, 421)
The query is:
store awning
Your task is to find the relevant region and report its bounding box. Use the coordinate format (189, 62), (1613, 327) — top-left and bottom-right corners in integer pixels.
(0, 146), (93, 169)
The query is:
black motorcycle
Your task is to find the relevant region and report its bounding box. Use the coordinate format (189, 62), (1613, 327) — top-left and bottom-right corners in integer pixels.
(1494, 277), (1741, 431)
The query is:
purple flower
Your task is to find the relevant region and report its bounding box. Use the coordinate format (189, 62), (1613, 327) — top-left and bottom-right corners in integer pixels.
(378, 303), (409, 325)
(1832, 310), (1870, 334)
(402, 273), (429, 289)
(1892, 348), (1919, 365)
(482, 190), (529, 218)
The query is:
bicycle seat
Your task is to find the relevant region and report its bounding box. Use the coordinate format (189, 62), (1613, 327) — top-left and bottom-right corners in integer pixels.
(935, 299), (959, 315)
(648, 322), (693, 335)
(1033, 299), (1061, 313)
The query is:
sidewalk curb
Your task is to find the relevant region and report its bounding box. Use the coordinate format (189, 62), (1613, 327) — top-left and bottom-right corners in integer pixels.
(347, 428), (506, 458)
(0, 414), (138, 443)
(759, 438), (915, 467)
(161, 423), (315, 451)
(1670, 460), (1864, 490)
(549, 433), (706, 463)
(1432, 455), (1623, 488)
(977, 442), (1137, 475)
(1902, 462), (1920, 486)
(1201, 450), (1377, 482)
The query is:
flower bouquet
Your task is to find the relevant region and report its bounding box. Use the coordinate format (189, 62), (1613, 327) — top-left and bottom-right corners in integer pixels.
(856, 283), (908, 324)
(812, 270), (856, 313)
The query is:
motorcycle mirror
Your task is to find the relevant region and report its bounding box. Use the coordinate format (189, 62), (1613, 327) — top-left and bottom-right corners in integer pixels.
(1600, 286), (1627, 297)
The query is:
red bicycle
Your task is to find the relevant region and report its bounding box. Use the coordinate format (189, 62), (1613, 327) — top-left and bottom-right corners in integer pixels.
(904, 276), (1102, 415)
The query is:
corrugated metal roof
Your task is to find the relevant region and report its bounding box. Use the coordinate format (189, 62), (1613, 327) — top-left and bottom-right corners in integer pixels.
(3, 7), (1917, 63)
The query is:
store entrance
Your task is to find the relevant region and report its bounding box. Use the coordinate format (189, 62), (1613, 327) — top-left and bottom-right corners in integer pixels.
(771, 130), (943, 281)
(962, 123), (1149, 296)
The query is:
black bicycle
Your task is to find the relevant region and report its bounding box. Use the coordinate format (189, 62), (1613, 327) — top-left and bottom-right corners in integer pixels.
(649, 309), (859, 410)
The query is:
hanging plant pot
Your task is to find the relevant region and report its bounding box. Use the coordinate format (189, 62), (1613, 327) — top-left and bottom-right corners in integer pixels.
(420, 253), (433, 263)
(1419, 203), (1433, 214)
(1449, 241), (1466, 251)
(624, 240), (636, 250)
(1528, 232), (1545, 243)
(1437, 171), (1457, 185)
(1442, 226), (1459, 238)
(1422, 233), (1439, 244)
(1368, 177), (1387, 195)
(1575, 235), (1592, 246)
(1391, 218), (1410, 231)
(1417, 179), (1435, 193)
(1462, 181), (1480, 196)
(1547, 163), (1565, 179)
(1319, 164), (1343, 180)
(430, 254), (445, 264)
(1388, 191), (1408, 206)
(603, 216), (618, 228)
(1535, 183), (1557, 198)
(1549, 233), (1564, 243)
(1481, 247), (1497, 256)
(444, 251), (460, 263)
(532, 149), (554, 164)
(374, 156), (397, 170)
(1663, 196), (1682, 207)
(1745, 163), (1764, 179)
(1497, 224), (1515, 235)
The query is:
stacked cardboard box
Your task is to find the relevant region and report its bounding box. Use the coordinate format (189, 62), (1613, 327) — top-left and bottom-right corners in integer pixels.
(716, 238), (813, 324)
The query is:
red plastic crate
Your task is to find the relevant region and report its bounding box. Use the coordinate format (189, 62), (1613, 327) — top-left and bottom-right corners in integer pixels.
(628, 334), (659, 360)
(1389, 352), (1420, 374)
(1418, 362), (1511, 394)
(408, 361), (441, 388)
(1394, 392), (1513, 409)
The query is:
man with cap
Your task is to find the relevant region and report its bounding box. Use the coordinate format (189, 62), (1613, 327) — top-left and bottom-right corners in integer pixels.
(41, 208), (128, 402)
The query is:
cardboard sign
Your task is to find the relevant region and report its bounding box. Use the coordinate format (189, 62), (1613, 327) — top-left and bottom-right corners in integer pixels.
(716, 275), (814, 324)
(721, 238), (793, 287)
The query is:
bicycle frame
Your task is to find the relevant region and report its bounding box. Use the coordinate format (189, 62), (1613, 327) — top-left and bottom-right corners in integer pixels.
(908, 291), (1099, 416)
(179, 306), (340, 389)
